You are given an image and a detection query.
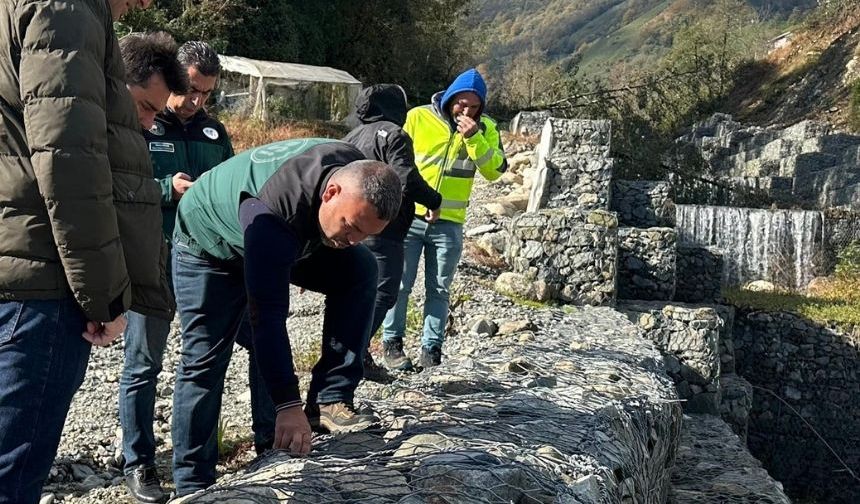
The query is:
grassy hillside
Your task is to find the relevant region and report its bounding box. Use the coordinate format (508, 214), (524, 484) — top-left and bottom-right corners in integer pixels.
(474, 0), (817, 81)
(724, 3), (860, 129)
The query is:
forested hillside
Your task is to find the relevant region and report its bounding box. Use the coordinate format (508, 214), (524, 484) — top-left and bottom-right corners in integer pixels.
(122, 1), (860, 149)
(472, 0), (817, 81)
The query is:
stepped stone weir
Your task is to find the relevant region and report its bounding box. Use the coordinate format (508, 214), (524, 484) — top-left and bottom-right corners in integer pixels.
(675, 204), (826, 290)
(677, 114), (860, 207)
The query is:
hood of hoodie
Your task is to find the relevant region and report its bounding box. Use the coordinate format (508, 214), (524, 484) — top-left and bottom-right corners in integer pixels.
(347, 84), (408, 128)
(437, 68), (487, 121)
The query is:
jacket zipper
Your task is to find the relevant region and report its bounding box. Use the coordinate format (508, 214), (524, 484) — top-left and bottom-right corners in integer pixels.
(436, 129), (459, 192)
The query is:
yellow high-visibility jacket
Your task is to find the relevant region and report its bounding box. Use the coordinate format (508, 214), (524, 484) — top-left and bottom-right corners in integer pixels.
(404, 100), (507, 224)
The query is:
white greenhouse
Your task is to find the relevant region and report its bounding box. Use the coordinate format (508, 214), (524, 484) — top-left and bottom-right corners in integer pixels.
(217, 55), (362, 122)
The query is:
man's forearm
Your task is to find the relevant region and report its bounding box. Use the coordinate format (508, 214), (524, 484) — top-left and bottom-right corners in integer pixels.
(241, 197), (303, 409)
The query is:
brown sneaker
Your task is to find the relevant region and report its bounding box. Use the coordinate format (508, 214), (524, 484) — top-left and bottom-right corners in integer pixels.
(314, 402), (378, 434)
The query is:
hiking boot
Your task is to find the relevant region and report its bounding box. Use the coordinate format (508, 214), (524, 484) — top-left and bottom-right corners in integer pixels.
(419, 345), (442, 369)
(382, 339), (413, 371)
(363, 352), (394, 383)
(308, 402), (378, 434)
(124, 465), (166, 503)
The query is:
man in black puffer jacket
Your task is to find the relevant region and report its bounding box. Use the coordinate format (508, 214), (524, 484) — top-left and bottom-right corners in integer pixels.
(343, 85), (442, 378)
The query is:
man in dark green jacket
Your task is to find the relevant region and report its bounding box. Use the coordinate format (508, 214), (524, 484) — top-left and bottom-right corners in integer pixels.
(170, 139), (401, 496)
(0, 1), (171, 503)
(119, 40), (233, 503)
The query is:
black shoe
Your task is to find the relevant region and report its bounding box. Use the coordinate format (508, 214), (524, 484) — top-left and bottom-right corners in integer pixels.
(125, 465), (166, 504)
(382, 339), (413, 371)
(363, 352), (394, 383)
(419, 345), (442, 368)
(306, 402), (378, 434)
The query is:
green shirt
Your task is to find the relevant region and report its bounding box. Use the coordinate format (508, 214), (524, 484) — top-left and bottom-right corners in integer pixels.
(175, 138), (348, 261)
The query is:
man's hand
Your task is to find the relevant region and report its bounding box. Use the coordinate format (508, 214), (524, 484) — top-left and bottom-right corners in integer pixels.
(172, 172), (194, 201)
(425, 207), (441, 223)
(82, 314), (126, 346)
(455, 115), (479, 138)
(274, 405), (312, 456)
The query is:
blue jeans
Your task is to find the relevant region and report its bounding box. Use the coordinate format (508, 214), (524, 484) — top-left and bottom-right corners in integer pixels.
(171, 240), (377, 496)
(119, 310), (171, 473)
(0, 297), (91, 504)
(382, 219), (463, 349)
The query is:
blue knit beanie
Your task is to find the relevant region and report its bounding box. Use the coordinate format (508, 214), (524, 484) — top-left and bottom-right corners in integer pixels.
(440, 68), (487, 115)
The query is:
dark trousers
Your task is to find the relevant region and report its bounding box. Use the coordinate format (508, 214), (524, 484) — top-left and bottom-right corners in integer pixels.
(364, 235), (405, 338)
(0, 297), (91, 504)
(170, 240), (377, 495)
(119, 280), (258, 473)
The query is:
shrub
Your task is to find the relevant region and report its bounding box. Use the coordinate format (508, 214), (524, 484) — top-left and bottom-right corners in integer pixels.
(849, 80), (860, 133)
(835, 239), (860, 278)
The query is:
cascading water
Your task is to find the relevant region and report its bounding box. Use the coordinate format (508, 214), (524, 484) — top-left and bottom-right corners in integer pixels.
(676, 205), (826, 290)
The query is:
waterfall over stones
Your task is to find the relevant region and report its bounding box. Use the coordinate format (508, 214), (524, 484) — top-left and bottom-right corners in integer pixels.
(675, 204), (826, 290)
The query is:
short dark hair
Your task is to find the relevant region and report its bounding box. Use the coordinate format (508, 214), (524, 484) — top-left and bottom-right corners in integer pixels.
(177, 41), (221, 77)
(335, 160), (402, 221)
(120, 32), (188, 94)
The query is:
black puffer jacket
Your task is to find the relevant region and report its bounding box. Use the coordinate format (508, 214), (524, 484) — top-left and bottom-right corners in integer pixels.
(343, 84), (442, 240)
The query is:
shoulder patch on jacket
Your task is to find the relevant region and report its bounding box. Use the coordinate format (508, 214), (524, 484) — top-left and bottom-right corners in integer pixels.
(149, 123), (165, 136)
(149, 142), (175, 153)
(376, 129), (389, 139)
(203, 127), (219, 140)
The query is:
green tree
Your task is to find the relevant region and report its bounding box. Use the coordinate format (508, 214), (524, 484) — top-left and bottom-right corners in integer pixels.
(116, 0), (478, 103)
(493, 46), (581, 115)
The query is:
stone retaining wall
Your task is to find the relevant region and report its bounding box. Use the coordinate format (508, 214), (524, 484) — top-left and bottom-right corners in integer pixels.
(509, 111), (550, 136)
(669, 414), (791, 503)
(619, 302), (722, 415)
(617, 227), (676, 301)
(177, 309), (683, 504)
(823, 208), (860, 269)
(733, 310), (860, 503)
(527, 119), (613, 213)
(674, 246), (724, 303)
(610, 180), (674, 227)
(502, 208), (618, 306)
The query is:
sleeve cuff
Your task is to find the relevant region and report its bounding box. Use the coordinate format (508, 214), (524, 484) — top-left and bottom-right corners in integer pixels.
(275, 399), (304, 413)
(269, 380), (302, 408)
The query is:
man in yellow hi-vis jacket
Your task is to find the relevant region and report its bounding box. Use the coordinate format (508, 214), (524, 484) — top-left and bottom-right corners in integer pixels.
(381, 68), (507, 370)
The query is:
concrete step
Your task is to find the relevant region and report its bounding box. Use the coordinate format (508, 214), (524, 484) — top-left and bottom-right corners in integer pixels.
(779, 152), (839, 177)
(800, 132), (860, 154)
(669, 414), (791, 503)
(794, 162), (860, 204)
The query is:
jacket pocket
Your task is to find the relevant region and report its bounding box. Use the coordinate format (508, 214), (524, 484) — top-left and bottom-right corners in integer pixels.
(112, 173), (171, 307)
